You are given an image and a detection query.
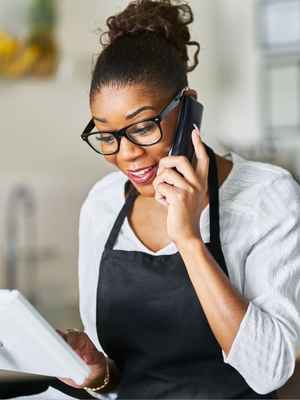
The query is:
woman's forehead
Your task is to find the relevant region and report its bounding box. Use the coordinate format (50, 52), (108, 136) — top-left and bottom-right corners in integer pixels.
(91, 84), (170, 118)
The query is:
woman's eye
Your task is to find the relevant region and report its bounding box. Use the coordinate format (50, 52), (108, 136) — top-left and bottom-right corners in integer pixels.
(95, 134), (114, 143)
(135, 127), (150, 134)
(131, 124), (155, 135)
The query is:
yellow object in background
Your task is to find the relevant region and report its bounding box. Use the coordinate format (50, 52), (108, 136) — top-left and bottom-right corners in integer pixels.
(0, 31), (20, 59)
(0, 0), (59, 79)
(0, 35), (59, 79)
(2, 45), (40, 78)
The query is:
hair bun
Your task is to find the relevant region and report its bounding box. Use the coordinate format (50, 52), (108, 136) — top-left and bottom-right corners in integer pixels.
(100, 0), (200, 72)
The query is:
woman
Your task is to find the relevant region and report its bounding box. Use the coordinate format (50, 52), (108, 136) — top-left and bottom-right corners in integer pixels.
(44, 1), (300, 399)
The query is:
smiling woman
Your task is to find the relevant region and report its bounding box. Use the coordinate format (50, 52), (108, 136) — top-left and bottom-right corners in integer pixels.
(30, 1), (300, 400)
(82, 85), (189, 195)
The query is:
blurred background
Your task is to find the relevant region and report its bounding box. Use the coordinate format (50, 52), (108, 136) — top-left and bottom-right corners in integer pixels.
(1, 0), (300, 396)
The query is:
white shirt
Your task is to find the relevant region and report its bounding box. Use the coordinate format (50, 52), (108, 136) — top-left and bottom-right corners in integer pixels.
(76, 152), (300, 399)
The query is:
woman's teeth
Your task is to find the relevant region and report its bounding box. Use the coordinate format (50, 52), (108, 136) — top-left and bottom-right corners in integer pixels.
(127, 164), (158, 185)
(130, 166), (153, 176)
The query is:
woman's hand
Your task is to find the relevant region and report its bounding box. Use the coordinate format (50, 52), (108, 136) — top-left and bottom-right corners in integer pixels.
(56, 329), (107, 390)
(152, 125), (208, 246)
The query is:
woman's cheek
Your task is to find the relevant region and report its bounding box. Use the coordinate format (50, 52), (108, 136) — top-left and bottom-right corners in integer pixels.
(105, 154), (117, 165)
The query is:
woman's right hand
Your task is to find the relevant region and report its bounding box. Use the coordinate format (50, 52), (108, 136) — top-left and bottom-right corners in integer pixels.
(56, 329), (107, 390)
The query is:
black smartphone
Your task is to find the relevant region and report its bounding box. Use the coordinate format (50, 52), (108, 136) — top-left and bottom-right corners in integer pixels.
(169, 95), (204, 166)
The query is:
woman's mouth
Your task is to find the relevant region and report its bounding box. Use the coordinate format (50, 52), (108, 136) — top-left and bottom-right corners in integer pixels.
(127, 164), (158, 185)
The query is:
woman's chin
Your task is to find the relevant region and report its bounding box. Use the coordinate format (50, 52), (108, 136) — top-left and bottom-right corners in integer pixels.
(133, 183), (155, 198)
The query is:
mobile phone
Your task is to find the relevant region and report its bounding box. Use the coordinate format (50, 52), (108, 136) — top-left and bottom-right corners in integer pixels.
(169, 95), (204, 165)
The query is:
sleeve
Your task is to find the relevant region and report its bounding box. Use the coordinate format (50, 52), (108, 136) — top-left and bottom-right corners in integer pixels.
(78, 200), (94, 332)
(78, 198), (106, 353)
(221, 173), (300, 394)
(77, 198), (118, 400)
(46, 200), (113, 400)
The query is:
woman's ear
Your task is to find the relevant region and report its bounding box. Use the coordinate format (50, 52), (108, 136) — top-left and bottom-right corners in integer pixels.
(184, 88), (198, 99)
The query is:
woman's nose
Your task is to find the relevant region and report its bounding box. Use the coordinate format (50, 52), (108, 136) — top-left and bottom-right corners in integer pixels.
(118, 136), (144, 159)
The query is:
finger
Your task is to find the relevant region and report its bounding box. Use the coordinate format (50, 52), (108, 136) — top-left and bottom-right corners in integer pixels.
(191, 124), (207, 161)
(82, 351), (103, 365)
(66, 328), (80, 334)
(154, 191), (169, 207)
(155, 182), (181, 205)
(191, 125), (209, 178)
(153, 168), (191, 192)
(158, 156), (199, 189)
(65, 332), (86, 353)
(154, 169), (184, 207)
(58, 377), (82, 389)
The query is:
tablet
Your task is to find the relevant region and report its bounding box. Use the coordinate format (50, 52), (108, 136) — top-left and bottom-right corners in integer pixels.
(0, 290), (91, 385)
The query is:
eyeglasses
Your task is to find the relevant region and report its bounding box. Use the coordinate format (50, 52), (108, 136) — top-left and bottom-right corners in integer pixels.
(81, 87), (188, 155)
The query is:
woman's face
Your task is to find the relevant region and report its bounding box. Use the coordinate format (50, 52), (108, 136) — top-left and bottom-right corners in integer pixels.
(90, 84), (181, 197)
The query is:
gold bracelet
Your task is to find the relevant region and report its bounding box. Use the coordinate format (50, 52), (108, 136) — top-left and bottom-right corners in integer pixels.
(84, 356), (110, 392)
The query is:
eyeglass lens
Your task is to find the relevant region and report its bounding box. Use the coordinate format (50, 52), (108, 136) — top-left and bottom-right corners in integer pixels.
(87, 120), (161, 155)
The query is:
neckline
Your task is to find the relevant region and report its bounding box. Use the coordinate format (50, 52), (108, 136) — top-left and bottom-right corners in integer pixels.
(124, 216), (177, 255)
(119, 151), (238, 255)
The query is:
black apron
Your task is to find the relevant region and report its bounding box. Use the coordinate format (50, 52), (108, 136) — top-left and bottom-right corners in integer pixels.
(95, 146), (278, 399)
(29, 147), (278, 399)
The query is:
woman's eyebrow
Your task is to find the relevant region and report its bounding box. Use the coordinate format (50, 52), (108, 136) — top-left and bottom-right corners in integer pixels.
(126, 105), (156, 119)
(93, 105), (156, 123)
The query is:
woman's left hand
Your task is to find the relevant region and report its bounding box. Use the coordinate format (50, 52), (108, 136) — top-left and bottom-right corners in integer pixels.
(153, 125), (209, 246)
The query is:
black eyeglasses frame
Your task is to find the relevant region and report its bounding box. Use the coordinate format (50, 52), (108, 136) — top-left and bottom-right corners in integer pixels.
(81, 86), (188, 155)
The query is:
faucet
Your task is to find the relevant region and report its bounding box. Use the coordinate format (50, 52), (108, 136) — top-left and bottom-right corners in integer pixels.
(5, 184), (38, 305)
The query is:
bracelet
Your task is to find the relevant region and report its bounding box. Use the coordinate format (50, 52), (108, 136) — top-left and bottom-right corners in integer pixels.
(84, 356), (110, 392)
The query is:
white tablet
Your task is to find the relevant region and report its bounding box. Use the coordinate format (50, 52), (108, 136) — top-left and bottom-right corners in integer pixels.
(0, 289), (91, 385)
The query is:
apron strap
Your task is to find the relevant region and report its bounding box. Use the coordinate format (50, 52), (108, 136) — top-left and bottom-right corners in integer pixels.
(204, 144), (222, 246)
(105, 188), (138, 250)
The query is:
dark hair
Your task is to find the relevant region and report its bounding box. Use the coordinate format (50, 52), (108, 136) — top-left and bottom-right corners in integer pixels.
(89, 0), (200, 103)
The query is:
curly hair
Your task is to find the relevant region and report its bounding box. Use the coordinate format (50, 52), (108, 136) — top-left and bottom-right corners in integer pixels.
(90, 0), (200, 102)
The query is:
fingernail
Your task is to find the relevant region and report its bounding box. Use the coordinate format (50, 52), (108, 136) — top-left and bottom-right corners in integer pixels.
(193, 123), (200, 136)
(192, 129), (198, 141)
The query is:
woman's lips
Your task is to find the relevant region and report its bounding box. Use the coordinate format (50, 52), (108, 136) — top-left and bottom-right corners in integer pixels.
(127, 164), (158, 185)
